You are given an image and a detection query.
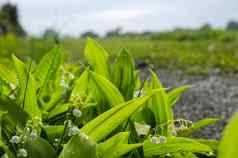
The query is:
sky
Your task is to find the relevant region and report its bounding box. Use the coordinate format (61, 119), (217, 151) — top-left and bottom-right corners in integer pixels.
(0, 0), (238, 36)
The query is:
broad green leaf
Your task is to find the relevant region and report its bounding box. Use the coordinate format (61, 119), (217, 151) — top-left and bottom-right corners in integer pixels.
(81, 91), (157, 142)
(25, 137), (57, 158)
(89, 71), (124, 107)
(44, 125), (64, 142)
(59, 133), (97, 158)
(12, 55), (26, 100)
(97, 132), (142, 158)
(45, 86), (65, 111)
(69, 69), (97, 109)
(0, 64), (16, 84)
(172, 152), (198, 158)
(144, 137), (212, 157)
(218, 112), (238, 158)
(48, 103), (70, 119)
(148, 70), (173, 136)
(178, 118), (220, 137)
(12, 55), (41, 117)
(168, 85), (190, 107)
(132, 107), (156, 129)
(197, 139), (219, 151)
(34, 46), (63, 97)
(99, 132), (130, 148)
(0, 94), (29, 128)
(112, 48), (135, 100)
(70, 69), (89, 101)
(114, 144), (143, 157)
(134, 70), (141, 91)
(23, 74), (41, 117)
(85, 37), (110, 78)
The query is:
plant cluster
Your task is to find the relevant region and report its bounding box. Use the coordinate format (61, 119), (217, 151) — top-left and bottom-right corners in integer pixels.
(0, 38), (237, 158)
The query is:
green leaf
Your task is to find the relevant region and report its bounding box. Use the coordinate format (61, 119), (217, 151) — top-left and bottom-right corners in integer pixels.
(168, 85), (190, 107)
(12, 55), (26, 99)
(132, 107), (156, 129)
(99, 132), (130, 148)
(172, 152), (198, 158)
(112, 48), (135, 100)
(0, 141), (15, 158)
(148, 70), (173, 136)
(70, 69), (89, 101)
(34, 46), (63, 98)
(89, 71), (124, 107)
(218, 112), (238, 158)
(97, 132), (142, 158)
(45, 86), (65, 112)
(59, 133), (97, 158)
(48, 103), (70, 119)
(81, 91), (157, 142)
(25, 137), (57, 158)
(12, 55), (41, 117)
(178, 118), (220, 137)
(144, 137), (213, 157)
(85, 37), (110, 78)
(134, 70), (141, 91)
(197, 139), (219, 151)
(44, 125), (64, 142)
(0, 94), (29, 127)
(0, 64), (16, 84)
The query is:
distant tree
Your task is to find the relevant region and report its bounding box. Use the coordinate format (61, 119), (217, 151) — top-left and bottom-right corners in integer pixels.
(0, 3), (26, 36)
(174, 27), (192, 32)
(81, 31), (99, 38)
(199, 23), (212, 31)
(227, 21), (238, 31)
(42, 28), (59, 41)
(141, 31), (152, 36)
(106, 27), (122, 37)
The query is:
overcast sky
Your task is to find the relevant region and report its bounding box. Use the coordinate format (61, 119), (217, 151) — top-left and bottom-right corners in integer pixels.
(1, 0), (238, 36)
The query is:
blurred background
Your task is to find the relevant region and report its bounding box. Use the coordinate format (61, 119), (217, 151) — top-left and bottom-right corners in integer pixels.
(0, 0), (238, 139)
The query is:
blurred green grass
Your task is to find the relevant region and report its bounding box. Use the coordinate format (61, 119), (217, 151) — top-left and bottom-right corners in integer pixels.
(0, 32), (238, 75)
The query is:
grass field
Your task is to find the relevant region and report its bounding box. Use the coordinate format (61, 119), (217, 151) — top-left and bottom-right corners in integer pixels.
(63, 37), (238, 74)
(0, 31), (238, 75)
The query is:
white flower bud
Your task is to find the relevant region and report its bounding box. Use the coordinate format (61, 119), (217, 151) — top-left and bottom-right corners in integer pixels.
(72, 109), (82, 118)
(151, 136), (167, 144)
(134, 122), (151, 136)
(166, 153), (171, 157)
(10, 135), (21, 144)
(54, 138), (59, 143)
(9, 83), (16, 90)
(158, 136), (167, 143)
(9, 94), (16, 100)
(64, 120), (72, 128)
(17, 148), (27, 157)
(151, 136), (159, 144)
(68, 126), (80, 136)
(30, 130), (38, 141)
(60, 79), (69, 89)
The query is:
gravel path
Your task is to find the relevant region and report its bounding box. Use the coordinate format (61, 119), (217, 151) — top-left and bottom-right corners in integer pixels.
(155, 69), (238, 139)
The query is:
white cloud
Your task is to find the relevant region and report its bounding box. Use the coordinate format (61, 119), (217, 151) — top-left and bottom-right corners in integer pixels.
(95, 8), (156, 20)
